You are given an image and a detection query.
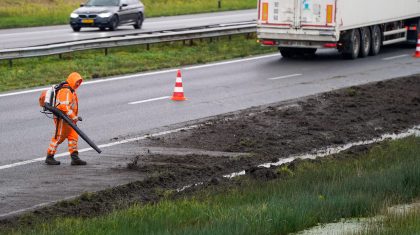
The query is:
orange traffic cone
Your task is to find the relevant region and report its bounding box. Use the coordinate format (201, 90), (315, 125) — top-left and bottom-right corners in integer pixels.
(415, 34), (420, 58)
(171, 70), (187, 101)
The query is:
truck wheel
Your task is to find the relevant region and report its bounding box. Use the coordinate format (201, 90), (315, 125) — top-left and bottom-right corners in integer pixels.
(279, 48), (316, 58)
(279, 48), (294, 58)
(370, 25), (382, 56)
(359, 27), (371, 58)
(342, 29), (361, 60)
(302, 48), (317, 57)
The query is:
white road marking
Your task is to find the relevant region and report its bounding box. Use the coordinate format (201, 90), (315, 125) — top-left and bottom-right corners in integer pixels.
(0, 87), (50, 98)
(382, 54), (409, 61)
(268, 73), (302, 80)
(0, 28), (70, 37)
(185, 54), (277, 70)
(0, 195), (78, 219)
(0, 157), (46, 170)
(0, 124), (199, 171)
(0, 54), (278, 98)
(147, 12), (254, 25)
(128, 96), (170, 105)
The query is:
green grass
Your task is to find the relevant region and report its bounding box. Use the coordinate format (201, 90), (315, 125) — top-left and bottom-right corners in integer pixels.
(8, 136), (420, 235)
(358, 207), (420, 235)
(0, 0), (257, 29)
(0, 35), (275, 92)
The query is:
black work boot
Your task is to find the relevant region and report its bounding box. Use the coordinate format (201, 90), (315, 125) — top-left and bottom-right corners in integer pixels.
(70, 151), (87, 166)
(45, 154), (60, 165)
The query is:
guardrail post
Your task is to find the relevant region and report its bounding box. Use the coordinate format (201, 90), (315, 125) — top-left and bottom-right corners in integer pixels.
(8, 59), (13, 68)
(104, 48), (108, 56)
(218, 0), (222, 9)
(189, 39), (194, 46)
(146, 44), (150, 50)
(59, 54), (62, 59)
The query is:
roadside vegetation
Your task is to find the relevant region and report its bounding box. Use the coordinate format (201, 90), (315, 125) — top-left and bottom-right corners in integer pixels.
(358, 207), (420, 235)
(0, 35), (275, 92)
(0, 0), (256, 29)
(8, 136), (420, 235)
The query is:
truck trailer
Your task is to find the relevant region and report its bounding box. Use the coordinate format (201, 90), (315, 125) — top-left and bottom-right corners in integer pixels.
(257, 0), (420, 59)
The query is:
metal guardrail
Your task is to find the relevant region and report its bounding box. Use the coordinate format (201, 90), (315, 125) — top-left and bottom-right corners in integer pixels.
(0, 22), (257, 61)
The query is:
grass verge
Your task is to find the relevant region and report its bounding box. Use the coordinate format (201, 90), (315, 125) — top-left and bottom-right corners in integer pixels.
(358, 207), (420, 235)
(0, 0), (256, 29)
(8, 136), (420, 235)
(0, 34), (275, 92)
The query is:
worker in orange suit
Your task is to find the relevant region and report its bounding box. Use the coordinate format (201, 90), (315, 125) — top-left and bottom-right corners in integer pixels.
(45, 72), (87, 166)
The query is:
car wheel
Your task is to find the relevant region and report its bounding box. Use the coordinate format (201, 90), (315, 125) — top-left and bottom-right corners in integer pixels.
(72, 26), (81, 32)
(99, 27), (106, 31)
(133, 13), (144, 29)
(109, 15), (119, 31)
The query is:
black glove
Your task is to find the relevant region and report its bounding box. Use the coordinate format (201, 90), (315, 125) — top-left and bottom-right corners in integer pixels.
(77, 116), (83, 122)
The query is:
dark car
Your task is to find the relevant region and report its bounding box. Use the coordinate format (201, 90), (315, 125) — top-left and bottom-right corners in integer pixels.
(70, 0), (145, 32)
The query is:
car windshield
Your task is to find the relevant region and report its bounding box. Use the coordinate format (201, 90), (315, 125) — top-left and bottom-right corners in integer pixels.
(85, 0), (120, 6)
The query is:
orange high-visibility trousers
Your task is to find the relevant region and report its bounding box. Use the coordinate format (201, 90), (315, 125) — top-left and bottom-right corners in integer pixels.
(47, 118), (78, 156)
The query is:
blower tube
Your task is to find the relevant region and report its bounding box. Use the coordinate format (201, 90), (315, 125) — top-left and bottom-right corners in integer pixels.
(44, 103), (102, 154)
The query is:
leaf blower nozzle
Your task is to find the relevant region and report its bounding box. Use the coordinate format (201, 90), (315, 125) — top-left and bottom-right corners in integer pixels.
(44, 103), (102, 154)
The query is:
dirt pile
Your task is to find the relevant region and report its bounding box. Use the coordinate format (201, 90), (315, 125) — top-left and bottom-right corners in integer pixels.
(146, 74), (420, 163)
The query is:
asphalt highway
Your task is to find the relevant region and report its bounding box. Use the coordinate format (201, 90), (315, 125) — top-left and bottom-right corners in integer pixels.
(0, 46), (419, 217)
(0, 47), (419, 167)
(0, 9), (256, 49)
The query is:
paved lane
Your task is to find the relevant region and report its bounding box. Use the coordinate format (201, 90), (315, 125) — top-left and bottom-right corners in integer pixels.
(0, 9), (256, 49)
(0, 47), (419, 217)
(0, 47), (419, 166)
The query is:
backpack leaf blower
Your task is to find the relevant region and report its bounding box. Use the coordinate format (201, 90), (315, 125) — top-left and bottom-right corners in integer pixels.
(40, 84), (102, 154)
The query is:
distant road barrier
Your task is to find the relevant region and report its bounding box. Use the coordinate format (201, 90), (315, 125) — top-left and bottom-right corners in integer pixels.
(0, 22), (256, 63)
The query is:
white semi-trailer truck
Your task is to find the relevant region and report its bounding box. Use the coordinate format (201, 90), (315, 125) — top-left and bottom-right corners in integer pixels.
(257, 0), (420, 59)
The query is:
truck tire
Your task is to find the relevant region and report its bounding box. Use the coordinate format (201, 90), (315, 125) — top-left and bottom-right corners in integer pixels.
(279, 48), (317, 58)
(279, 48), (294, 58)
(359, 27), (371, 58)
(341, 29), (361, 59)
(369, 25), (382, 56)
(302, 48), (317, 57)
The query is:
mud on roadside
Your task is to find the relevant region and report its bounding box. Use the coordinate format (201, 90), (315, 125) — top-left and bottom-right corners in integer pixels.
(1, 74), (419, 231)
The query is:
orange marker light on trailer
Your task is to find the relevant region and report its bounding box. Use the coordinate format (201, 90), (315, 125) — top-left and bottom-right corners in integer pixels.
(262, 2), (269, 22)
(326, 5), (333, 24)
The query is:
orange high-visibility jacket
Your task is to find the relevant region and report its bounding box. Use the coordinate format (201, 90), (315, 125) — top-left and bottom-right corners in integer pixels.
(55, 73), (83, 121)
